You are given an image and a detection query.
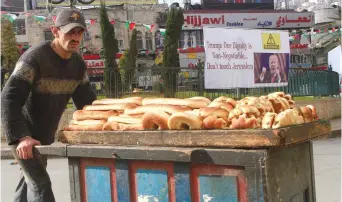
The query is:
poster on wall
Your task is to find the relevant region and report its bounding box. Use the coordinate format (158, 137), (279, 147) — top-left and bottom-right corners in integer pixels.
(203, 27), (290, 89)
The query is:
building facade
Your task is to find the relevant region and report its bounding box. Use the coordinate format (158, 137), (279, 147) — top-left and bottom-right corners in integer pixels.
(16, 4), (168, 53)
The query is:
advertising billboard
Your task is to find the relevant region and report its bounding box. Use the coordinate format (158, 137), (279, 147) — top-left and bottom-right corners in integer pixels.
(203, 27), (290, 89)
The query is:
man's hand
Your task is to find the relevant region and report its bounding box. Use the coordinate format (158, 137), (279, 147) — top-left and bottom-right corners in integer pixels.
(16, 137), (41, 159)
(260, 67), (267, 82)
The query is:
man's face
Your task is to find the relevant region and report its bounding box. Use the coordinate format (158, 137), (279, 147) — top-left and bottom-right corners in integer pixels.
(56, 27), (84, 52)
(269, 55), (280, 75)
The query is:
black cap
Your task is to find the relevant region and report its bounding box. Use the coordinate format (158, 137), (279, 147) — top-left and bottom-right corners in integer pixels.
(55, 8), (87, 33)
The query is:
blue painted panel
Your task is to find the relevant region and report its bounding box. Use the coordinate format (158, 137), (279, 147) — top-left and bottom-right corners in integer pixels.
(199, 175), (238, 202)
(85, 166), (112, 202)
(116, 160), (130, 202)
(258, 180), (265, 202)
(136, 169), (169, 202)
(174, 163), (191, 202)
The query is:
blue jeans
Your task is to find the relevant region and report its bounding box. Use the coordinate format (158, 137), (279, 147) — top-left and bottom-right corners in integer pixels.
(11, 146), (56, 202)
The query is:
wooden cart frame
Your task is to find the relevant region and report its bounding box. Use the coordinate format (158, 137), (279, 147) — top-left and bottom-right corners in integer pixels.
(49, 120), (331, 202)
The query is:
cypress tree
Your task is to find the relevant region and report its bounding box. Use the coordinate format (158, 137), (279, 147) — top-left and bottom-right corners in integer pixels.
(162, 7), (184, 97)
(100, 2), (122, 98)
(1, 21), (19, 71)
(124, 29), (137, 91)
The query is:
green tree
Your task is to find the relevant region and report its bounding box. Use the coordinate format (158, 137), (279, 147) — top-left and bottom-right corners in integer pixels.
(118, 29), (138, 91)
(119, 49), (129, 81)
(100, 2), (121, 98)
(124, 29), (137, 91)
(162, 7), (184, 97)
(1, 21), (19, 70)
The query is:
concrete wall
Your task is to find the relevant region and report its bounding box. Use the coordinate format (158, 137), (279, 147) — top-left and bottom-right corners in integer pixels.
(295, 97), (341, 120)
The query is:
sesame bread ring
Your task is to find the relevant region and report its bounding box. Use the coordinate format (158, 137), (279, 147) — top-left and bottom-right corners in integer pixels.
(64, 124), (103, 131)
(92, 97), (142, 105)
(230, 114), (258, 129)
(107, 116), (142, 124)
(212, 96), (237, 107)
(124, 104), (192, 115)
(142, 98), (208, 108)
(306, 105), (318, 120)
(168, 112), (202, 130)
(69, 119), (107, 126)
(102, 121), (143, 131)
(119, 113), (144, 118)
(73, 110), (119, 121)
(299, 106), (314, 122)
(83, 103), (138, 111)
(142, 111), (170, 130)
(208, 101), (234, 112)
(261, 112), (277, 129)
(198, 107), (229, 118)
(187, 97), (211, 105)
(202, 115), (229, 129)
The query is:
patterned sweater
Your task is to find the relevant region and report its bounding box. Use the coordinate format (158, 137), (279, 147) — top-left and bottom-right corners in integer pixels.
(1, 41), (97, 145)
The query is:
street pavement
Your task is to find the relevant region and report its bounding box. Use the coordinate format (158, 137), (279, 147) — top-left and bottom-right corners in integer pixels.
(0, 118), (341, 202)
(1, 158), (71, 202)
(312, 137), (341, 202)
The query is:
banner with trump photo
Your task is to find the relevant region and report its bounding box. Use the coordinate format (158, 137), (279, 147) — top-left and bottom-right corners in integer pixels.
(203, 27), (290, 89)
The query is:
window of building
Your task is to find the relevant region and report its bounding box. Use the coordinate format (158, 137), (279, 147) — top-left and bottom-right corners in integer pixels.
(300, 55), (307, 63)
(155, 31), (164, 49)
(145, 32), (153, 50)
(127, 11), (133, 21)
(13, 19), (25, 35)
(118, 40), (123, 48)
(180, 30), (203, 48)
(136, 31), (143, 50)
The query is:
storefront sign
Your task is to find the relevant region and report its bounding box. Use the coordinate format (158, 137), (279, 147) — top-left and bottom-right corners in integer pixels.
(183, 12), (314, 29)
(87, 68), (104, 76)
(85, 59), (105, 69)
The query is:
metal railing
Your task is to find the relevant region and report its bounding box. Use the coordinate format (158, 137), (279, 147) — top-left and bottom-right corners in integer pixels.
(89, 67), (340, 99)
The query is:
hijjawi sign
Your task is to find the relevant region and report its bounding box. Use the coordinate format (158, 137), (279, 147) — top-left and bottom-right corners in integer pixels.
(183, 12), (314, 29)
(203, 27), (290, 89)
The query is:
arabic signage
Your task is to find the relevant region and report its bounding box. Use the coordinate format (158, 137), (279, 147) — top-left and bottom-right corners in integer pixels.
(87, 68), (104, 76)
(85, 59), (105, 69)
(203, 27), (290, 89)
(85, 59), (104, 76)
(183, 12), (314, 29)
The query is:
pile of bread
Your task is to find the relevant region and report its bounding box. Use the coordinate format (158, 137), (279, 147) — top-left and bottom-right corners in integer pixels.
(64, 92), (318, 131)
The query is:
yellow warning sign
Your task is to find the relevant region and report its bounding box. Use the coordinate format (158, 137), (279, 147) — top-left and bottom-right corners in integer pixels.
(262, 33), (281, 50)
